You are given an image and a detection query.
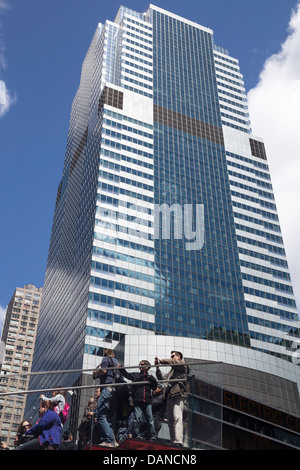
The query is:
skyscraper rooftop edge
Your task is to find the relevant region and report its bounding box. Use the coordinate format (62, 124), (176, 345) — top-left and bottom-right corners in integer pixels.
(114, 4), (213, 34)
(148, 4), (213, 34)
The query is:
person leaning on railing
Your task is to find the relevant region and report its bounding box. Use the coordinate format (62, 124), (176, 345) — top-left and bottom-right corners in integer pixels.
(120, 360), (158, 441)
(154, 351), (190, 447)
(93, 348), (121, 447)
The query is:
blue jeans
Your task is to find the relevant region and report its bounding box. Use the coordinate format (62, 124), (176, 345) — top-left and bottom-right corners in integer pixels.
(96, 387), (115, 443)
(134, 403), (156, 439)
(116, 411), (134, 442)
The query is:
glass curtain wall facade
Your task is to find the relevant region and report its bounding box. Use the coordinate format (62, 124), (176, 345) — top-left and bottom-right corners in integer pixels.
(151, 8), (250, 344)
(25, 5), (300, 431)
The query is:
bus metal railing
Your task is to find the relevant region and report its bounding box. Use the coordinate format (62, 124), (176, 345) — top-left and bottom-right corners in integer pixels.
(0, 360), (199, 397)
(0, 360), (224, 450)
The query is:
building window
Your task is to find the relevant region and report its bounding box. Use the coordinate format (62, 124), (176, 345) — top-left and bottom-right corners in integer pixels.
(249, 138), (267, 160)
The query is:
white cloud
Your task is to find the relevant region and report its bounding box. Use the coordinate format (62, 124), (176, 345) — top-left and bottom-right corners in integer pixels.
(0, 0), (9, 25)
(0, 0), (15, 117)
(0, 304), (6, 337)
(0, 1), (10, 66)
(0, 0), (10, 9)
(247, 2), (300, 314)
(0, 78), (16, 116)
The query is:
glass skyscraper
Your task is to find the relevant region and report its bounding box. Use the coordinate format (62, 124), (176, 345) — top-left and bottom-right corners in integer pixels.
(25, 5), (300, 446)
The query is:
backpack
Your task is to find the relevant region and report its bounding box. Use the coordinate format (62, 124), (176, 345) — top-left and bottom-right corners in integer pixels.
(59, 402), (70, 424)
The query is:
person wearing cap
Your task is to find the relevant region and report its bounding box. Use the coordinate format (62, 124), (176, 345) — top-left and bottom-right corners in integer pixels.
(155, 351), (190, 446)
(121, 360), (157, 440)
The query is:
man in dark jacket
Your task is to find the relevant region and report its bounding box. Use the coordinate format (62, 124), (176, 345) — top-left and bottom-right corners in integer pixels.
(121, 360), (157, 440)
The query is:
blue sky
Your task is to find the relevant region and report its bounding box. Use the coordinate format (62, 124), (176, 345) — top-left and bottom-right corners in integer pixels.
(1, 0), (300, 332)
